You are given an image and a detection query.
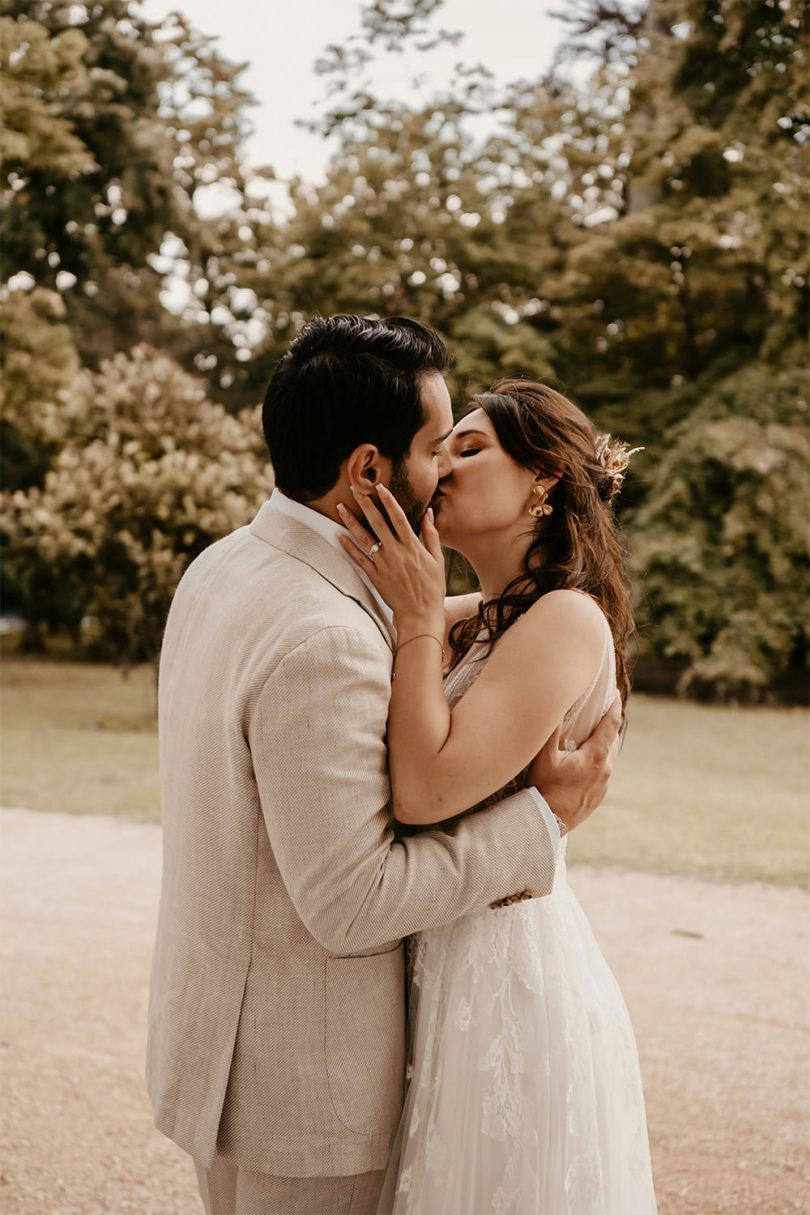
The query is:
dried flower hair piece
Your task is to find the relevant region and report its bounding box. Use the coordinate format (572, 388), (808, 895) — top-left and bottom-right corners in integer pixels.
(595, 433), (644, 499)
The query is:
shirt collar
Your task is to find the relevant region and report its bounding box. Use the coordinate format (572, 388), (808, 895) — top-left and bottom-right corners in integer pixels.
(268, 489), (395, 626)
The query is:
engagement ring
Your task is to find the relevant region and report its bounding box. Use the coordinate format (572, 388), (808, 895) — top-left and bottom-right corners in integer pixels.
(368, 542), (382, 556)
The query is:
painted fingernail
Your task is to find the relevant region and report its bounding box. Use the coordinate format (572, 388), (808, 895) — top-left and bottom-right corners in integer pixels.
(336, 503), (347, 515)
(377, 483), (389, 494)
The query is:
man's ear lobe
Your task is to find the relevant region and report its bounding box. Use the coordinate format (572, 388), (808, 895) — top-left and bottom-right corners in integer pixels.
(346, 443), (383, 493)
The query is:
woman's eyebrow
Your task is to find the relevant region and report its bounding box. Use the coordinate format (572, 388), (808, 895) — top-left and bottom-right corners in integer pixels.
(453, 428), (489, 441)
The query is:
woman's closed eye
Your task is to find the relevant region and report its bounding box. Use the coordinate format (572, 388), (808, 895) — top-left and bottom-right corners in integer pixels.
(459, 448), (481, 458)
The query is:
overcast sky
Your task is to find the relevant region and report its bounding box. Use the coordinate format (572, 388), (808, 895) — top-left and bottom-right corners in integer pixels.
(143, 0), (567, 183)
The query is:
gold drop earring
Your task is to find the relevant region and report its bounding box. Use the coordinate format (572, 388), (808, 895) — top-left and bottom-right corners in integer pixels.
(529, 484), (553, 518)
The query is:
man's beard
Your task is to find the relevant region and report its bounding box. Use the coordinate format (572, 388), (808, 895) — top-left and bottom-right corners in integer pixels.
(388, 459), (430, 533)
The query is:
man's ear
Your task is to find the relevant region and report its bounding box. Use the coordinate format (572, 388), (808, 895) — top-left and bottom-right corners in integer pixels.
(346, 444), (390, 494)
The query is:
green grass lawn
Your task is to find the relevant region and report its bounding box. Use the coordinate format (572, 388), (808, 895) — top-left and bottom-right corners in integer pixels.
(567, 694), (810, 888)
(1, 654), (808, 887)
(0, 655), (159, 823)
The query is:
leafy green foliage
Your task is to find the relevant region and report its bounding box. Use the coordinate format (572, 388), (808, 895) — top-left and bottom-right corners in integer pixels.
(1, 347), (272, 663)
(275, 0), (807, 697)
(0, 287), (79, 489)
(633, 365), (809, 696)
(0, 0), (264, 396)
(1, 0), (806, 695)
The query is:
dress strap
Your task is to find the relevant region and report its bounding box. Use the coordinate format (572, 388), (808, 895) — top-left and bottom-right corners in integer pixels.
(561, 615), (616, 750)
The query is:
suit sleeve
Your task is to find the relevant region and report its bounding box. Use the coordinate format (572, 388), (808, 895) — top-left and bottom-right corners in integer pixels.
(249, 625), (558, 954)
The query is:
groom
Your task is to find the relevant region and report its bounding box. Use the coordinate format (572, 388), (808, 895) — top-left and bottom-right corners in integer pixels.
(146, 314), (620, 1215)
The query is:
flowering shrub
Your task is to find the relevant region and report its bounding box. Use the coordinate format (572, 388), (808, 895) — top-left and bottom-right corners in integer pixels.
(2, 346), (273, 663)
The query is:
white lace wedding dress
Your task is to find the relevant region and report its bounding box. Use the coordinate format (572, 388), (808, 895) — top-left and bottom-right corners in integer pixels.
(380, 618), (657, 1214)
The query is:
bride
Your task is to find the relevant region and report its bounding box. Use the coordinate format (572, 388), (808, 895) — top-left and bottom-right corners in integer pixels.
(339, 378), (657, 1215)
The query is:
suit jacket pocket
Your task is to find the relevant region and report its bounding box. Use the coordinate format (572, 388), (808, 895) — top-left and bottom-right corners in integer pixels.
(324, 944), (406, 1137)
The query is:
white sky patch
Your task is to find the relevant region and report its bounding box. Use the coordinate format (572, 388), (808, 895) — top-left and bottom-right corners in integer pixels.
(193, 182), (245, 219)
(583, 205), (618, 227)
(160, 276), (192, 312)
(6, 271), (36, 291)
(143, 0), (566, 184)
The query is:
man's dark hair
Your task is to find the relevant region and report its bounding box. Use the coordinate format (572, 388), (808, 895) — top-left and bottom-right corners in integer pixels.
(262, 314), (451, 501)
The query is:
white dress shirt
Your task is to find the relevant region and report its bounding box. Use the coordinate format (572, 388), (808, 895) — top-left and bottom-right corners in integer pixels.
(267, 489), (561, 855)
(269, 489), (394, 624)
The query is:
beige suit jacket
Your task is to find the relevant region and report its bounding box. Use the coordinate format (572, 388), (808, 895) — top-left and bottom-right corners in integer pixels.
(146, 501), (558, 1177)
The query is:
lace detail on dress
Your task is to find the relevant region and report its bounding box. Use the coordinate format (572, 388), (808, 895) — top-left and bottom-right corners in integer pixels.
(381, 613), (657, 1215)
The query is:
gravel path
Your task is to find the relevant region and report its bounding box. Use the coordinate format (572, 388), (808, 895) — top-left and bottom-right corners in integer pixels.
(1, 807), (808, 1215)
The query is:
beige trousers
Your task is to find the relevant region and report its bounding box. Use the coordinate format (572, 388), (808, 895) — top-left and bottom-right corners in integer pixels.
(194, 1156), (387, 1215)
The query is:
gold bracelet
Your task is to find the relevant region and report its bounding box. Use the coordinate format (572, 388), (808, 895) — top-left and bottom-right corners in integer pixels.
(394, 633), (445, 658)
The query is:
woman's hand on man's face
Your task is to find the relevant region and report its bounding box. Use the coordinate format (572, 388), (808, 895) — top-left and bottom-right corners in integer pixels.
(337, 484), (446, 636)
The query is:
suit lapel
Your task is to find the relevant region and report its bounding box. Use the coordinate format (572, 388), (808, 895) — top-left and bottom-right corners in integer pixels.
(249, 501), (396, 652)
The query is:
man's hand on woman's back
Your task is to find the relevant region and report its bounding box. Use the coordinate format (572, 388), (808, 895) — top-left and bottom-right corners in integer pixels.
(528, 696), (622, 835)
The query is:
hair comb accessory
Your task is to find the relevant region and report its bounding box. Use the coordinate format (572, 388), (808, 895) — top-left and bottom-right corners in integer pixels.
(595, 434), (644, 499)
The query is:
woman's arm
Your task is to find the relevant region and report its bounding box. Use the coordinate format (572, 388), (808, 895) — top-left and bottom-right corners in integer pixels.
(388, 590), (606, 823)
(338, 487), (607, 825)
(443, 592), (482, 664)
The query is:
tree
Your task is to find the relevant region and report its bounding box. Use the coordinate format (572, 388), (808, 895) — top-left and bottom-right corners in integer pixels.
(1, 346), (273, 662)
(280, 0), (808, 695)
(0, 286), (79, 489)
(242, 3), (629, 401)
(0, 0), (268, 403)
(632, 365), (809, 697)
(2, 0), (805, 695)
(535, 0), (807, 403)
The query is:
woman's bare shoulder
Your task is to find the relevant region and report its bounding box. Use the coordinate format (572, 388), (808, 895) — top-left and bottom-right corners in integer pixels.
(507, 589), (608, 655)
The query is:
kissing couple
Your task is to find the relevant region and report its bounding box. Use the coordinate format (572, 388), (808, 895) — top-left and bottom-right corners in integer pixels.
(146, 315), (657, 1214)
